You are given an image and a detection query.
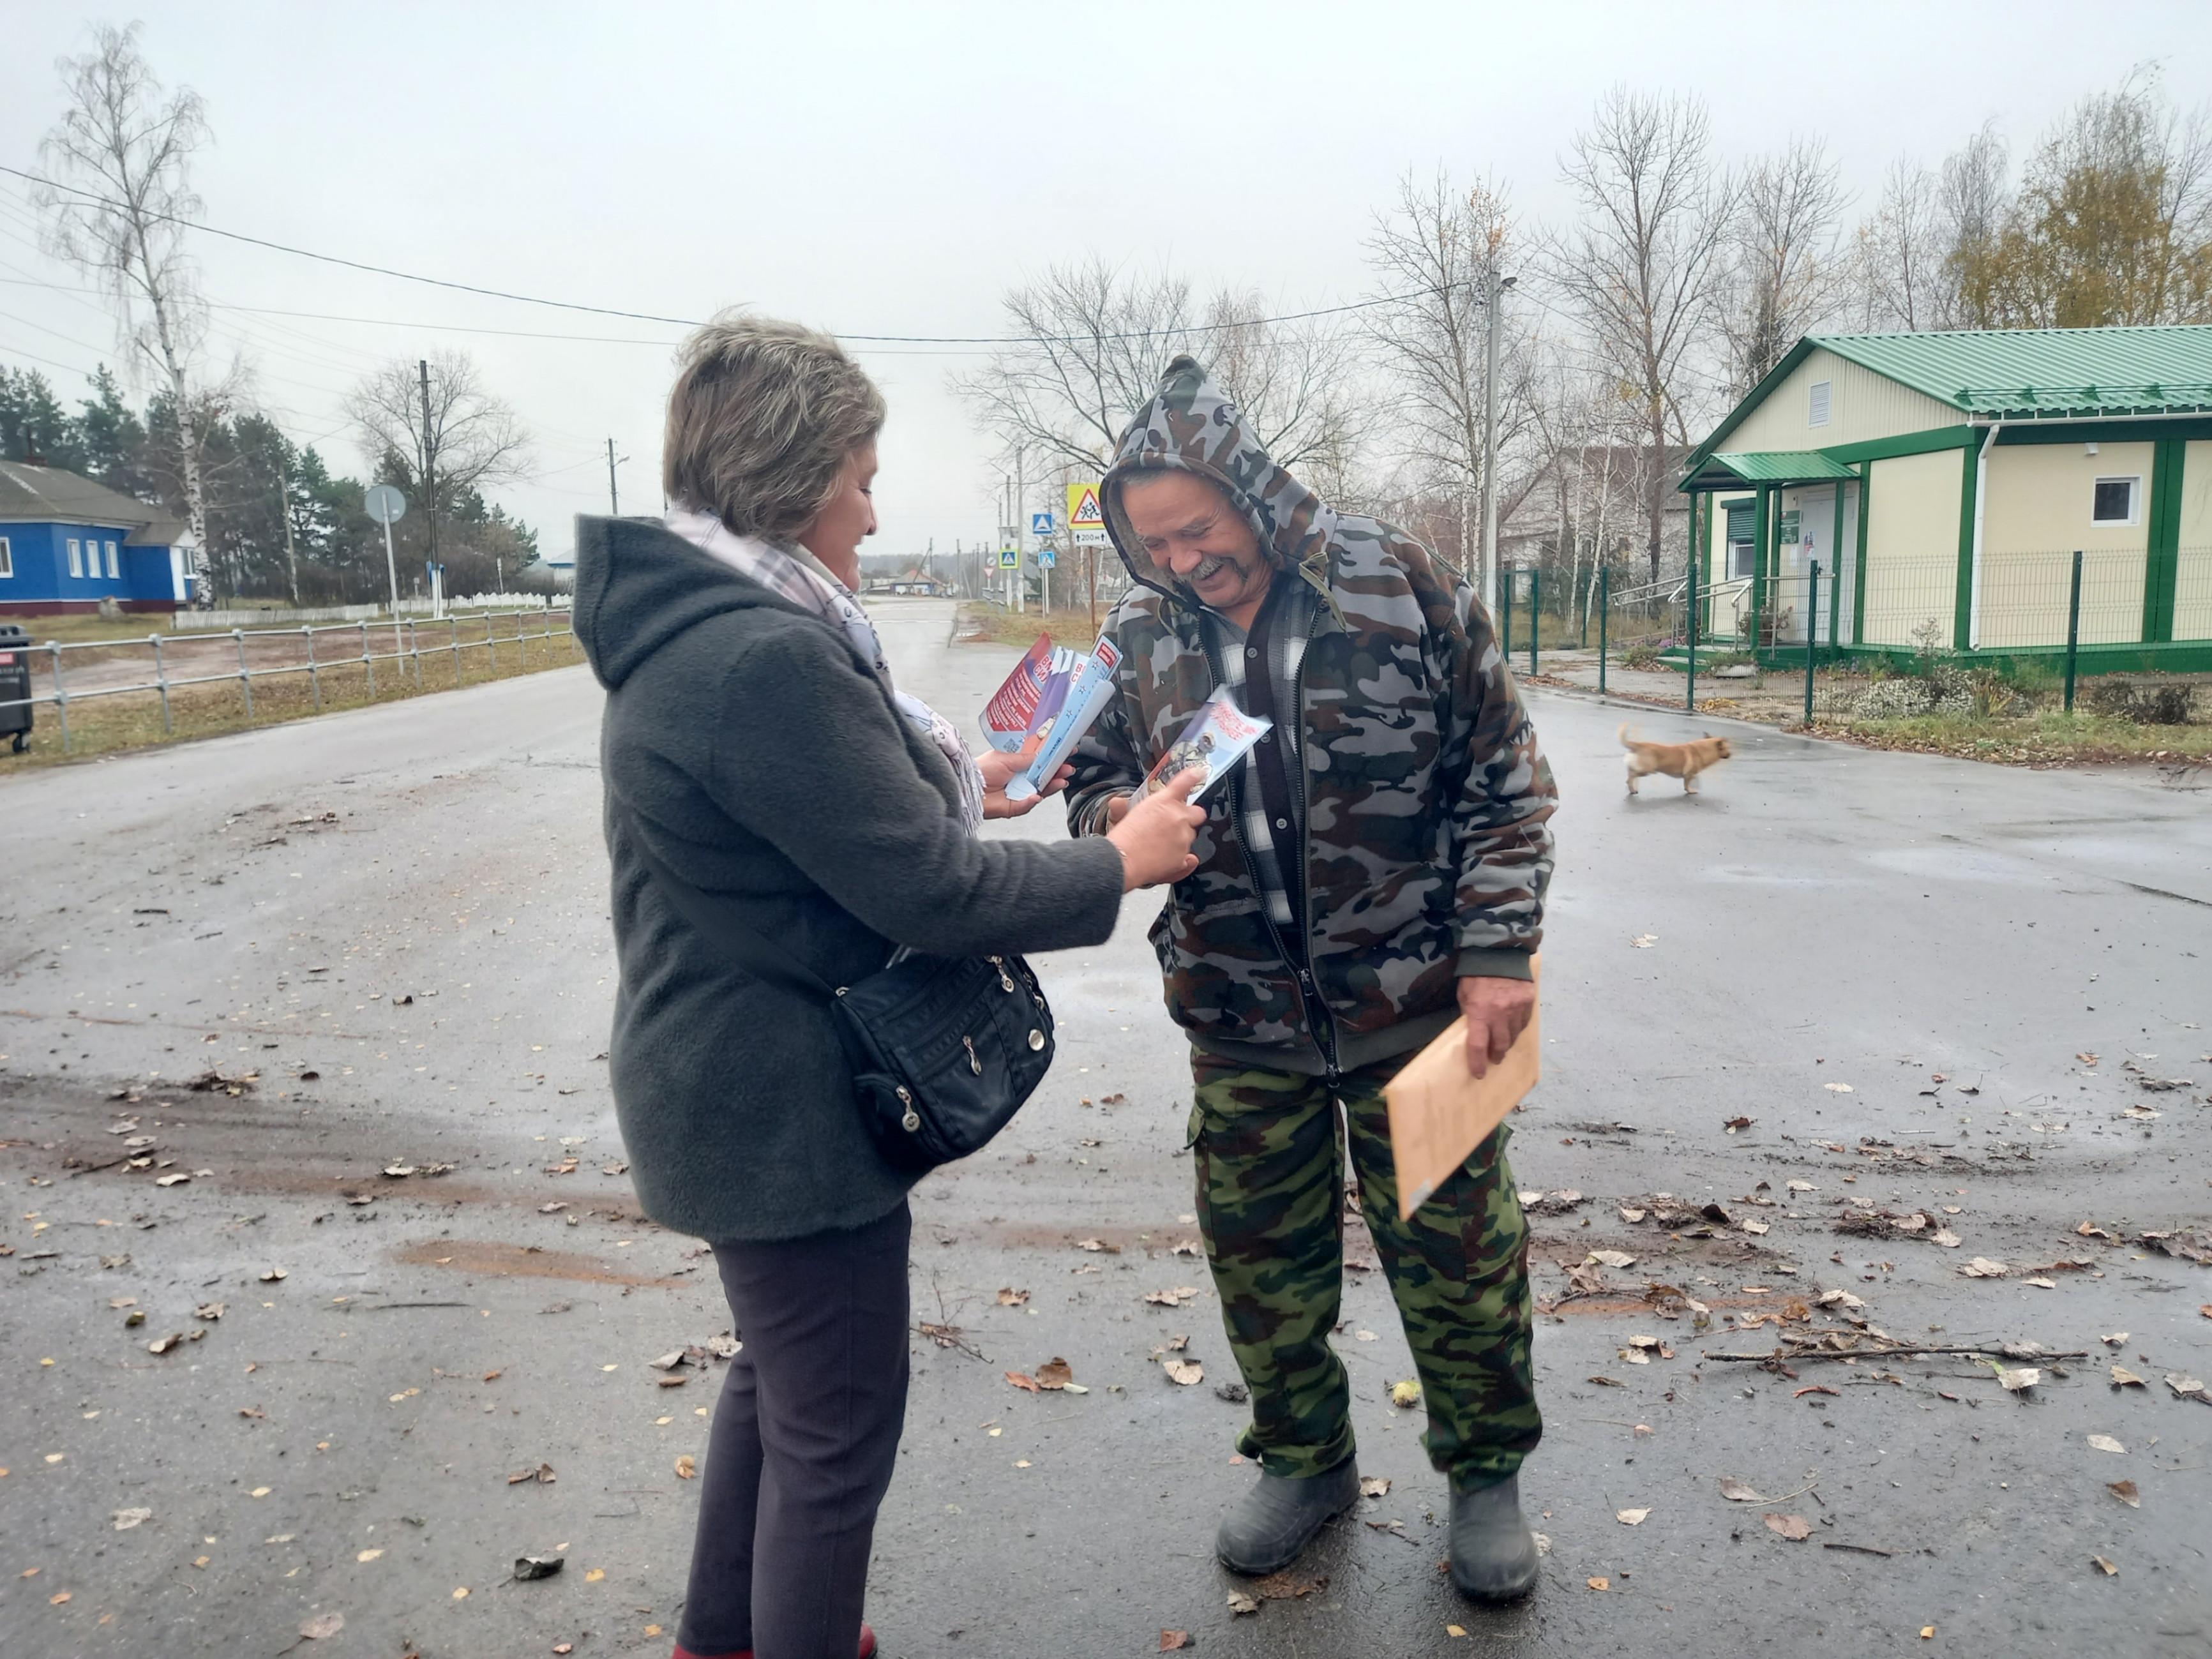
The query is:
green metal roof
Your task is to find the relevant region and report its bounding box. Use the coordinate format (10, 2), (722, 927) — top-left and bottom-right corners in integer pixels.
(1685, 451), (1858, 490)
(1679, 324), (2212, 490)
(1816, 325), (2212, 418)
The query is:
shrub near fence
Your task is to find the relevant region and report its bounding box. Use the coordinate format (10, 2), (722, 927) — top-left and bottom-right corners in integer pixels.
(1, 607), (580, 761)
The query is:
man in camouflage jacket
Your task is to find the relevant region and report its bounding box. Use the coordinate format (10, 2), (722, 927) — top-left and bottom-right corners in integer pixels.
(1065, 357), (1557, 1601)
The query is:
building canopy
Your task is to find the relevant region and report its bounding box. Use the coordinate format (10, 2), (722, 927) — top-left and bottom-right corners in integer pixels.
(1678, 451), (1858, 493)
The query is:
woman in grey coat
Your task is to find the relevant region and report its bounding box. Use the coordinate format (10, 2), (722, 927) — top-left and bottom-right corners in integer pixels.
(572, 315), (1202, 1659)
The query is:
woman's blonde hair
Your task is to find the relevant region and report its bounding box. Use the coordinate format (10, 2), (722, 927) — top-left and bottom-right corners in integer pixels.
(663, 313), (885, 541)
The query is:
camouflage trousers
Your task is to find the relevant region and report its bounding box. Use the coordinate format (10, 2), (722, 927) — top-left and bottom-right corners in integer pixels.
(1187, 1049), (1540, 1488)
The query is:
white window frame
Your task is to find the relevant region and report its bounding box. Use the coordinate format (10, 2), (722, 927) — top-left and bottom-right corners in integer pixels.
(2091, 475), (2142, 527)
(1808, 379), (1832, 428)
(106, 539), (120, 578)
(68, 537), (83, 578)
(0, 536), (12, 578)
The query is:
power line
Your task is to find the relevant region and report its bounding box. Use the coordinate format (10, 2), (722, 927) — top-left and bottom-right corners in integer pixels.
(1, 162), (1479, 347)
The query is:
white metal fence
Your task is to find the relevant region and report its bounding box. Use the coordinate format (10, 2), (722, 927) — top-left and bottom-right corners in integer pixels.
(1, 607), (577, 756)
(171, 592), (564, 630)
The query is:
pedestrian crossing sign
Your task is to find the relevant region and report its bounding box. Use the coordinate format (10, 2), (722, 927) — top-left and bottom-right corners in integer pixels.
(998, 547), (1019, 568)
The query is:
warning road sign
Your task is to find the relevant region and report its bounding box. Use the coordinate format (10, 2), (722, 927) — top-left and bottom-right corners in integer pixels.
(1067, 481), (1108, 546)
(998, 548), (1019, 569)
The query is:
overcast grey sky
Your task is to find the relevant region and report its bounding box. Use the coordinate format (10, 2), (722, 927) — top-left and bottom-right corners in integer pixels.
(3, 1), (2208, 566)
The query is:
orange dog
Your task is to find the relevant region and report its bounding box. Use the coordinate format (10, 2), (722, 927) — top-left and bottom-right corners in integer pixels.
(1620, 724), (1732, 796)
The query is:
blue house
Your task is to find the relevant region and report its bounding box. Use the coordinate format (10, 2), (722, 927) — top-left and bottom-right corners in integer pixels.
(0, 461), (197, 615)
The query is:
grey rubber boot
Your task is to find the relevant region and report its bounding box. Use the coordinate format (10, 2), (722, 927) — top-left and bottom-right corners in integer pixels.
(1448, 1472), (1540, 1601)
(1215, 1458), (1362, 1575)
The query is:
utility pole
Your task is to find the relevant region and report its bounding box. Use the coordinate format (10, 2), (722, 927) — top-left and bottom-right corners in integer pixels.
(606, 438), (622, 515)
(1013, 447), (1026, 615)
(277, 448), (301, 607)
(1478, 269), (1515, 616)
(418, 359), (438, 571)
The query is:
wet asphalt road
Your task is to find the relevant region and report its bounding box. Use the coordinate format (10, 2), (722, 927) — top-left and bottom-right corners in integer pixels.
(1, 596), (2208, 1659)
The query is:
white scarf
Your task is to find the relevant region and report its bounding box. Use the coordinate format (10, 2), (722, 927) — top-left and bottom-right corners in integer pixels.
(665, 508), (985, 830)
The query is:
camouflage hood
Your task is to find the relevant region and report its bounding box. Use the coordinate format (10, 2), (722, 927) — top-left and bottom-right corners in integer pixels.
(1102, 356), (1338, 618)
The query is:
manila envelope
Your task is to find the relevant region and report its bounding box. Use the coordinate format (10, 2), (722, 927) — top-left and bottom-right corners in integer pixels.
(1384, 961), (1540, 1219)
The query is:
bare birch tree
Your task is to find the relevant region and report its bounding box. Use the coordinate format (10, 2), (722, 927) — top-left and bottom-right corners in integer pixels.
(1364, 170), (1547, 583)
(1548, 87), (1736, 581)
(345, 350), (532, 555)
(36, 22), (229, 596)
(953, 257), (1364, 484)
(1851, 158), (1947, 330)
(1719, 139), (1851, 395)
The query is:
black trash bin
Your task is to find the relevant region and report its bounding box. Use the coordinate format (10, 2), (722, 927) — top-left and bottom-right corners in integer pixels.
(0, 623), (33, 754)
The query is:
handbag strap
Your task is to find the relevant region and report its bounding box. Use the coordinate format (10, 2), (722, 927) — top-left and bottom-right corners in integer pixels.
(613, 797), (838, 1002)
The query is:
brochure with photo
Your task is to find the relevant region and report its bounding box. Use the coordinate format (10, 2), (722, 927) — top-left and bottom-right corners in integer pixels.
(1003, 631), (1123, 801)
(1138, 686), (1270, 805)
(979, 634), (1055, 753)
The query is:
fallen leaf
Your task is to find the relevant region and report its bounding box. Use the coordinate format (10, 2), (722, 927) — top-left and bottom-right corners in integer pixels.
(2091, 1555), (2118, 1576)
(1930, 1228), (1962, 1248)
(513, 1554), (564, 1580)
(1144, 1287), (1199, 1307)
(1922, 1628), (1936, 1640)
(1629, 934), (1656, 948)
(1162, 1359), (1205, 1386)
(1227, 1590), (1260, 1616)
(2024, 1277), (2058, 1289)
(194, 1302), (226, 1321)
(1618, 1206), (1647, 1223)
(674, 1455), (696, 1479)
(1074, 1238), (1120, 1254)
(259, 1267), (287, 1283)
(2086, 1434), (2126, 1454)
(1584, 1249), (1636, 1269)
(50, 1591), (71, 1605)
(1359, 1476), (1391, 1498)
(357, 1548), (383, 1563)
(1034, 1357), (1074, 1390)
(2165, 1372), (2208, 1403)
(299, 1612), (344, 1640)
(1587, 1576), (1611, 1591)
(2110, 1365), (2146, 1388)
(507, 1463), (556, 1485)
(583, 1568), (606, 1583)
(1996, 1366), (2042, 1393)
(1764, 1513), (1812, 1542)
(110, 1508), (152, 1531)
(2102, 1332), (2130, 1346)
(1787, 1180), (1816, 1192)
(1824, 1082), (1853, 1093)
(1793, 1385), (1840, 1400)
(1719, 1477), (1770, 1503)
(1004, 1370), (1041, 1393)
(147, 1332), (186, 1355)
(996, 1287), (1029, 1307)
(1388, 1379), (1422, 1408)
(1960, 1257), (2008, 1278)
(2108, 1480), (2140, 1507)
(1723, 1116), (1754, 1132)
(1616, 1507), (1650, 1526)
(1160, 1631), (1192, 1651)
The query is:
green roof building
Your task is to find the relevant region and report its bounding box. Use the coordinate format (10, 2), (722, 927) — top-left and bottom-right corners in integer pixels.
(1677, 325), (2212, 668)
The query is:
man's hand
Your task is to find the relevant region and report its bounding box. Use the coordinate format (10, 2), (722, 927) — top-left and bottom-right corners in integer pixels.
(1457, 975), (1535, 1080)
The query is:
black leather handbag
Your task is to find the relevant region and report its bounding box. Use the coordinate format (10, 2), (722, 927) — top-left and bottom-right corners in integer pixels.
(619, 802), (1055, 1171)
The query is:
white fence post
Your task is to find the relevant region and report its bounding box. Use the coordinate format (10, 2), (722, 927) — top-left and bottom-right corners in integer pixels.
(304, 626), (321, 712)
(359, 619), (375, 698)
(151, 634), (172, 735)
(233, 629), (255, 721)
(49, 642), (70, 753)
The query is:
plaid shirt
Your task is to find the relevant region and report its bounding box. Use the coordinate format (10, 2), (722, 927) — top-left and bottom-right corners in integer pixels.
(1206, 580), (1317, 931)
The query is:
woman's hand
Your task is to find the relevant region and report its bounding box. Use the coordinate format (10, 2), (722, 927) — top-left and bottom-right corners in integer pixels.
(1106, 770), (1205, 890)
(978, 734), (1072, 819)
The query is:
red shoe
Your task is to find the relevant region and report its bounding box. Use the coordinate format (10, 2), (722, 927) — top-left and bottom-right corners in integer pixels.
(672, 1624), (876, 1659)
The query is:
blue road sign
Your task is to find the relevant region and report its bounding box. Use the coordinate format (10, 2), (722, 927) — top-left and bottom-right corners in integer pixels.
(1037, 548), (1056, 568)
(1030, 511), (1054, 537)
(998, 548), (1019, 568)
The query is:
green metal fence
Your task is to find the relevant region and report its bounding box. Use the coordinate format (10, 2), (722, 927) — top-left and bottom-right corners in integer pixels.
(1494, 548), (2208, 730)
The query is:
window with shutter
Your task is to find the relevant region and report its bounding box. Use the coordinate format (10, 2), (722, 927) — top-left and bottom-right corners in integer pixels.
(1809, 380), (1832, 427)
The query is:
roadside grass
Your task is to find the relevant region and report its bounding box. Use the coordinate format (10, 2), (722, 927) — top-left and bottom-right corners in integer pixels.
(956, 603), (1058, 649)
(1806, 708), (2212, 765)
(0, 612), (200, 646)
(0, 631), (586, 770)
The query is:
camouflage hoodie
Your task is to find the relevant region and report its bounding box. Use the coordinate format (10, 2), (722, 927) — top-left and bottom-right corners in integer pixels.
(1065, 357), (1556, 1077)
